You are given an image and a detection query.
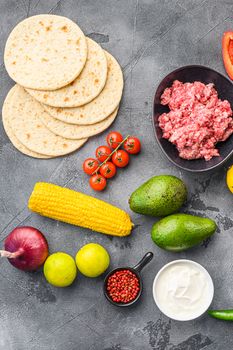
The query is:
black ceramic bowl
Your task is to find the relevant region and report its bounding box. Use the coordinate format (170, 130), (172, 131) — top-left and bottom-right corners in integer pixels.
(153, 65), (233, 172)
(103, 252), (153, 307)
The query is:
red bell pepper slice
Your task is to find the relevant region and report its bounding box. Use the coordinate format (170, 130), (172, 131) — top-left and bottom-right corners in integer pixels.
(222, 31), (233, 80)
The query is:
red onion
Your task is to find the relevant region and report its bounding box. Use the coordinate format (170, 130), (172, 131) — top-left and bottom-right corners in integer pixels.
(0, 226), (49, 271)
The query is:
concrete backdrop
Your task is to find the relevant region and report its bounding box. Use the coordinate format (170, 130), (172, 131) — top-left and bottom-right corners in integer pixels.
(0, 0), (233, 349)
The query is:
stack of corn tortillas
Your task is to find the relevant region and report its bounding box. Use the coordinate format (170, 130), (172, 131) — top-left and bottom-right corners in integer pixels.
(2, 14), (123, 158)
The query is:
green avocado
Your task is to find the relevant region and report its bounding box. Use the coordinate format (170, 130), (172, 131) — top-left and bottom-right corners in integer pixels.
(129, 175), (187, 217)
(151, 213), (217, 252)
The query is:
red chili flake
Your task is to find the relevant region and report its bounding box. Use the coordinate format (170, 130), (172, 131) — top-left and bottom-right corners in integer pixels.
(106, 269), (140, 303)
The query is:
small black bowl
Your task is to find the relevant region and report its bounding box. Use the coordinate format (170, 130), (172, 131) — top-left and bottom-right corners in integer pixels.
(103, 252), (153, 307)
(153, 65), (233, 172)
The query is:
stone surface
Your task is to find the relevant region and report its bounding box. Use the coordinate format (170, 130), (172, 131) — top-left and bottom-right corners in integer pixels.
(0, 0), (233, 349)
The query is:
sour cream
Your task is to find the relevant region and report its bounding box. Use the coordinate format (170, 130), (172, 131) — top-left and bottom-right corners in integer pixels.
(153, 260), (214, 321)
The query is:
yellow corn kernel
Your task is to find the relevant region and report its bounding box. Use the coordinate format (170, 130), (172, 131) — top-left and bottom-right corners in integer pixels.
(28, 182), (133, 237)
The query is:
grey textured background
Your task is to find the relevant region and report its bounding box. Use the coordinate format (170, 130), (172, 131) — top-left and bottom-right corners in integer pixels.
(0, 0), (233, 349)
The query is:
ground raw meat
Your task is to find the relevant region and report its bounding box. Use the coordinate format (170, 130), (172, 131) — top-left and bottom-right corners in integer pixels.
(158, 80), (233, 160)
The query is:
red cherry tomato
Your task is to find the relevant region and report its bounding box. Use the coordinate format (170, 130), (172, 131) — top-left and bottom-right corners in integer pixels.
(107, 131), (123, 149)
(112, 150), (129, 168)
(95, 145), (112, 162)
(100, 162), (117, 179)
(124, 137), (141, 154)
(83, 158), (99, 175)
(89, 174), (107, 191)
(222, 31), (233, 80)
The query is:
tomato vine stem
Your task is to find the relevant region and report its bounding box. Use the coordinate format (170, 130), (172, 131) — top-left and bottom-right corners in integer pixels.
(92, 135), (130, 175)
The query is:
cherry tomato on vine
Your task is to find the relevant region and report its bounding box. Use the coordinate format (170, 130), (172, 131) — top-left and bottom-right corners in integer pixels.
(106, 131), (123, 149)
(89, 174), (107, 191)
(124, 137), (141, 154)
(112, 150), (129, 168)
(95, 145), (112, 162)
(100, 162), (117, 179)
(83, 158), (99, 175)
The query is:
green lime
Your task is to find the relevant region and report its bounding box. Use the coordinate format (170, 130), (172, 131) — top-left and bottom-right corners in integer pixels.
(76, 243), (110, 277)
(44, 252), (77, 287)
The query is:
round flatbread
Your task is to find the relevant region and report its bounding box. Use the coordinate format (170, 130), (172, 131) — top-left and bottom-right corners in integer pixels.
(4, 85), (87, 156)
(2, 89), (52, 159)
(39, 108), (118, 139)
(43, 51), (123, 125)
(4, 15), (87, 90)
(26, 38), (107, 107)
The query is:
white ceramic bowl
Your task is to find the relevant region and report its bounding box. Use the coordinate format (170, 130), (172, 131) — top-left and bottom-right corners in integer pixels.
(152, 259), (214, 321)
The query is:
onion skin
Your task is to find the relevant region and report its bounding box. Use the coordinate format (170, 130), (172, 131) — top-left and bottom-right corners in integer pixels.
(1, 226), (49, 271)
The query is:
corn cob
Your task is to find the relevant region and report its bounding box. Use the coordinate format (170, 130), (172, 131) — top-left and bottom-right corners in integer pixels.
(28, 182), (133, 237)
